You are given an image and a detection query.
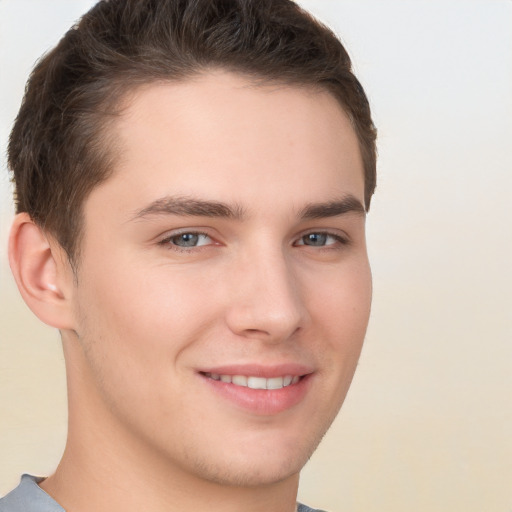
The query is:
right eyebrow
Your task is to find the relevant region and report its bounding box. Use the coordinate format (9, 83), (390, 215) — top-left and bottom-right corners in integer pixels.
(129, 196), (246, 221)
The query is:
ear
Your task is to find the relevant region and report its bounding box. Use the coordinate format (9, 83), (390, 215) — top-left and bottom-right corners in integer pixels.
(8, 213), (76, 330)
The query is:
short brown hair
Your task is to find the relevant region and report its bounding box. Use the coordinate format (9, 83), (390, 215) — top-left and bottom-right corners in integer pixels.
(8, 0), (377, 264)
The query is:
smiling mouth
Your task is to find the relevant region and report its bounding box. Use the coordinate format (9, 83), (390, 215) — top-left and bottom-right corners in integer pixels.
(201, 372), (301, 390)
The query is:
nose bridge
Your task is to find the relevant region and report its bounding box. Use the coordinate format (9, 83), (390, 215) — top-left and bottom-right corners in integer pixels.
(226, 242), (305, 341)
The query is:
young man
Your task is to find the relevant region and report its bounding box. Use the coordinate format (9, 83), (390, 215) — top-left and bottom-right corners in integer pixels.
(1, 1), (376, 511)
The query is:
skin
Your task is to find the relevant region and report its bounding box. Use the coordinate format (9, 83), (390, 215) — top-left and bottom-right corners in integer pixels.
(10, 71), (372, 512)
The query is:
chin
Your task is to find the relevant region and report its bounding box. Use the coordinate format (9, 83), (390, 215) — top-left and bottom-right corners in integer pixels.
(188, 455), (304, 488)
(181, 425), (326, 488)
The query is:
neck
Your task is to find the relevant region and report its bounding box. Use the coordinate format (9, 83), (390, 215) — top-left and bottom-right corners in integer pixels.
(41, 447), (299, 512)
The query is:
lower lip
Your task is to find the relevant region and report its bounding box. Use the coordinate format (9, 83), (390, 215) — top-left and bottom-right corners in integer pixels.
(200, 374), (312, 415)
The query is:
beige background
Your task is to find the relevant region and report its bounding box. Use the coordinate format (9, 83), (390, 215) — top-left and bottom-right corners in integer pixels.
(1, 1), (511, 511)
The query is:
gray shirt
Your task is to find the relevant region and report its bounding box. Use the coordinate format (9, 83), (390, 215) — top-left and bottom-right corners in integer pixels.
(0, 474), (325, 512)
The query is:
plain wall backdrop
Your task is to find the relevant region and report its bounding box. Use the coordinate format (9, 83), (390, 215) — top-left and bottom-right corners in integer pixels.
(1, 1), (511, 511)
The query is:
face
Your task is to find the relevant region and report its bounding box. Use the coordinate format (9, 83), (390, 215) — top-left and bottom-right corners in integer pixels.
(66, 71), (372, 487)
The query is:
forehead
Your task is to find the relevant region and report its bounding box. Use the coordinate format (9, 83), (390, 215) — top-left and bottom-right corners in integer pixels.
(86, 71), (365, 220)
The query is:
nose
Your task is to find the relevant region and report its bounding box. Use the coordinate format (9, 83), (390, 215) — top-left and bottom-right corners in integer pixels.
(224, 248), (307, 343)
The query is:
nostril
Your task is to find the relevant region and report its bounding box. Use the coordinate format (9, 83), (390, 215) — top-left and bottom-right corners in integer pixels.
(224, 280), (306, 341)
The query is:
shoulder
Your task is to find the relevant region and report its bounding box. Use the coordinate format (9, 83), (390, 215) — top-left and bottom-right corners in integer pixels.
(297, 503), (328, 512)
(0, 475), (64, 512)
(1, 480), (327, 512)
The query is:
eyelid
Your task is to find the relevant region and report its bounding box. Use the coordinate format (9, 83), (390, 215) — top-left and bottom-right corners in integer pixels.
(157, 229), (216, 250)
(294, 229), (350, 246)
(155, 227), (350, 251)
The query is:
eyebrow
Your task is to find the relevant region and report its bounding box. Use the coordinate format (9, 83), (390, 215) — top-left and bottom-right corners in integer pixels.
(130, 196), (246, 221)
(130, 194), (365, 222)
(299, 195), (366, 219)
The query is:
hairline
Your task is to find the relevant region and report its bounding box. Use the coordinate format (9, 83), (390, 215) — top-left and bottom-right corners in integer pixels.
(65, 67), (368, 272)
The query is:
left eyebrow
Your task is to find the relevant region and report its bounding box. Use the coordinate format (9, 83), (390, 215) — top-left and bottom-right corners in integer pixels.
(299, 195), (366, 219)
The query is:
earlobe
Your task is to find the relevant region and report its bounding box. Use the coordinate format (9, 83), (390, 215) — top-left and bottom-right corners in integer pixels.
(8, 213), (75, 330)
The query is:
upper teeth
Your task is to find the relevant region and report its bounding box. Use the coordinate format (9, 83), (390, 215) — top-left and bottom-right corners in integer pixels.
(205, 373), (300, 390)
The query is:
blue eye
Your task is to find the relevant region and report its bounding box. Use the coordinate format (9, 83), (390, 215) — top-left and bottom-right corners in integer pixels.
(302, 233), (328, 246)
(165, 232), (212, 248)
(296, 233), (344, 247)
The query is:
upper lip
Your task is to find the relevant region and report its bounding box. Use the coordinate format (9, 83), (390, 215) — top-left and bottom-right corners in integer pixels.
(197, 363), (314, 378)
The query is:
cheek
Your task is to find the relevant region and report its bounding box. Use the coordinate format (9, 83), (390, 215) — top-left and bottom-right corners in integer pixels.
(313, 258), (372, 328)
(308, 259), (372, 369)
(71, 261), (225, 428)
(74, 259), (223, 378)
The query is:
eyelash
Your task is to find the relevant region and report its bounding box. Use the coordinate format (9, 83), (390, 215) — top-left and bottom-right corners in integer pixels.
(157, 230), (349, 252)
(158, 231), (213, 252)
(295, 231), (349, 248)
